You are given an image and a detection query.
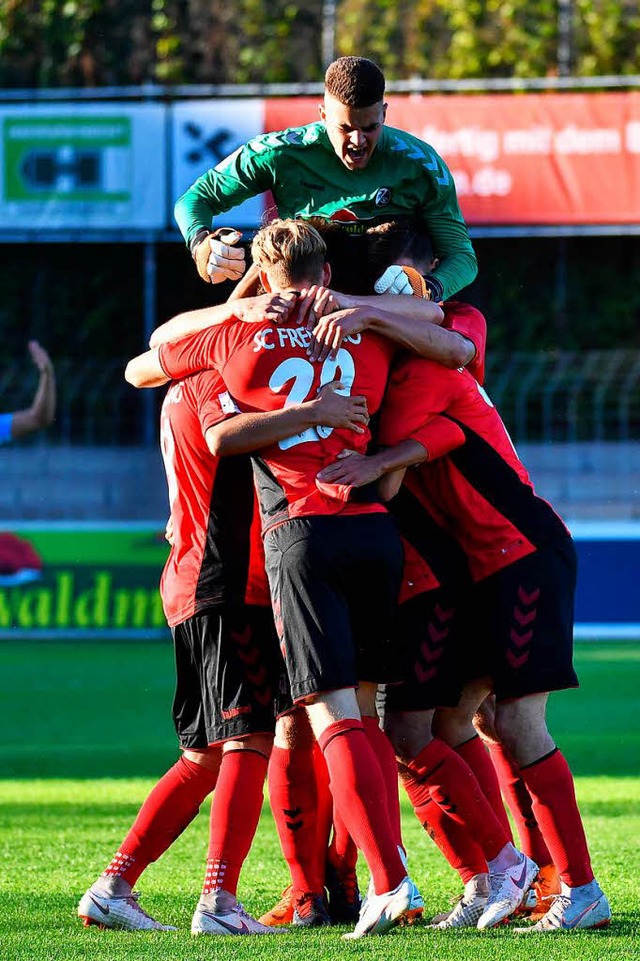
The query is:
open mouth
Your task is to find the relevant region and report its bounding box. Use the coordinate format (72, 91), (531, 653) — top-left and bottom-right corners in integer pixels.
(346, 147), (367, 164)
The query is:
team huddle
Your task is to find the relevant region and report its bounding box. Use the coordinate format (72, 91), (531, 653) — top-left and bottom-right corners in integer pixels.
(77, 57), (610, 939)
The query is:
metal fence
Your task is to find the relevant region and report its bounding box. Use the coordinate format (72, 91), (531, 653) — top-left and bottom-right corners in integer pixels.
(485, 349), (640, 444)
(4, 350), (638, 448)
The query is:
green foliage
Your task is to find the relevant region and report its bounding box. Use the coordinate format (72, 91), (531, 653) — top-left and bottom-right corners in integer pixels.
(0, 0), (639, 87)
(574, 0), (640, 76)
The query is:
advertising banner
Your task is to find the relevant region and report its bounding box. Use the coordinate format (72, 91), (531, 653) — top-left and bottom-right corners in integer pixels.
(265, 92), (640, 225)
(0, 523), (638, 640)
(0, 525), (168, 639)
(171, 99), (265, 230)
(0, 104), (166, 229)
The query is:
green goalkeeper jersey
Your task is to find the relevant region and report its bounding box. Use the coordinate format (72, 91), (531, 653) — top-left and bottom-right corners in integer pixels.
(174, 121), (477, 300)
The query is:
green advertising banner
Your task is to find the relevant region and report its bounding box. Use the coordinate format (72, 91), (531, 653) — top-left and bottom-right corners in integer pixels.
(0, 524), (169, 639)
(0, 104), (166, 229)
(4, 116), (131, 203)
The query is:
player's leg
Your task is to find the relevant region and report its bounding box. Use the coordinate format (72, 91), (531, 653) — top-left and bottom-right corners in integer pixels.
(265, 514), (420, 938)
(385, 588), (533, 929)
(192, 733), (279, 936)
(435, 684), (513, 839)
(496, 694), (610, 932)
(305, 688), (420, 939)
(471, 695), (559, 915)
(78, 611), (227, 931)
(77, 747), (219, 931)
(325, 802), (361, 923)
(188, 604), (283, 936)
(480, 540), (610, 931)
(357, 683), (404, 852)
(261, 707), (333, 927)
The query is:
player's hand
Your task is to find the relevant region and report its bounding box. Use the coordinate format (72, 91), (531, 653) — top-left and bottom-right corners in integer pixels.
(235, 291), (299, 325)
(296, 285), (341, 330)
(28, 340), (53, 374)
(311, 381), (369, 433)
(317, 449), (383, 487)
(194, 229), (246, 284)
(307, 306), (370, 363)
(374, 264), (414, 295)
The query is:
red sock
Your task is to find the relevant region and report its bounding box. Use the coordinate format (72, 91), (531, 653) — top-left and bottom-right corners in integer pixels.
(328, 807), (358, 872)
(203, 749), (269, 897)
(456, 736), (513, 841)
(404, 738), (510, 862)
(318, 718), (405, 895)
(311, 742), (335, 878)
(404, 787), (487, 882)
(362, 715), (403, 849)
(519, 749), (593, 887)
(104, 755), (219, 885)
(487, 741), (552, 866)
(267, 744), (325, 894)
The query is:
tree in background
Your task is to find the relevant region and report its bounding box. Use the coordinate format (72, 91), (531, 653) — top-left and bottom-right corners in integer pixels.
(0, 0), (639, 87)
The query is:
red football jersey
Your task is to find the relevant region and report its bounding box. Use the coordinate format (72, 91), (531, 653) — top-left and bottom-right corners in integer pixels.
(159, 370), (269, 626)
(442, 301), (487, 385)
(379, 356), (569, 582)
(159, 319), (396, 530)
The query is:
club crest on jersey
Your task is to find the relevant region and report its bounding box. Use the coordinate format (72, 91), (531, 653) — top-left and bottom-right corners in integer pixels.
(374, 187), (392, 206)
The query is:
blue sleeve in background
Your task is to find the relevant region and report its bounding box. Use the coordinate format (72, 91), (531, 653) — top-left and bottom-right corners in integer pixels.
(0, 413), (14, 445)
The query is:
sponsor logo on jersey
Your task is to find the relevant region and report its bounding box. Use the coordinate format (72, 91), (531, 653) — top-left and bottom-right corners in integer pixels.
(375, 187), (392, 206)
(329, 207), (359, 222)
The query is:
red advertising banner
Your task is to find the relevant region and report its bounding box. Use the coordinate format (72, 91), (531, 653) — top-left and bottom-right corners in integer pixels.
(265, 93), (640, 226)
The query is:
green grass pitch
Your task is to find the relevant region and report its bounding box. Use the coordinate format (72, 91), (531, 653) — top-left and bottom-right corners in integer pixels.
(1, 640), (639, 961)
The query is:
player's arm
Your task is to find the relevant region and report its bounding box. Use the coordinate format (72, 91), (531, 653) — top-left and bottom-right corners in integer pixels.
(125, 348), (168, 388)
(174, 141), (274, 283)
(420, 156), (478, 300)
(316, 413), (465, 490)
(307, 301), (455, 362)
(128, 325), (231, 388)
(366, 304), (473, 365)
(316, 440), (427, 488)
(149, 292), (298, 348)
(300, 286), (473, 368)
(206, 382), (369, 457)
(10, 341), (56, 438)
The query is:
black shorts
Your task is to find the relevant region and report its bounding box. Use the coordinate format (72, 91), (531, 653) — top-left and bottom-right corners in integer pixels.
(384, 586), (467, 713)
(264, 513), (404, 702)
(171, 604), (285, 748)
(466, 537), (579, 701)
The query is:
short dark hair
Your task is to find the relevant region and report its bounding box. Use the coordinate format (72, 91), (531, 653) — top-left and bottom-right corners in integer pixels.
(366, 220), (434, 287)
(324, 57), (385, 108)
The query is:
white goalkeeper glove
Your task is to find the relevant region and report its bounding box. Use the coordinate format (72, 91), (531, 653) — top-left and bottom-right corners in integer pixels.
(374, 264), (415, 296)
(192, 228), (246, 284)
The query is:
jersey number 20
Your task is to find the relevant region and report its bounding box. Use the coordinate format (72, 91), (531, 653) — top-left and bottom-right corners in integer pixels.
(269, 349), (355, 450)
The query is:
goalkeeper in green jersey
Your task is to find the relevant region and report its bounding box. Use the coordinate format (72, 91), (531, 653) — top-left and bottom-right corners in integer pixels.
(175, 56), (477, 303)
